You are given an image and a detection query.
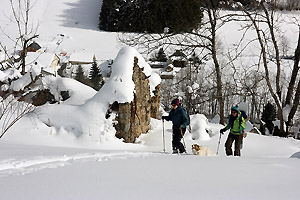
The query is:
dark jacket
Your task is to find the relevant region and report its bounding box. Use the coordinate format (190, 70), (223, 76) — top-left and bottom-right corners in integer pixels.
(165, 106), (189, 129)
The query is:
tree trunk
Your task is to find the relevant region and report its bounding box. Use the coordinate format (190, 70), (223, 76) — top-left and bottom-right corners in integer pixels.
(285, 28), (300, 106)
(285, 27), (300, 135)
(21, 40), (28, 75)
(261, 4), (282, 101)
(208, 5), (225, 124)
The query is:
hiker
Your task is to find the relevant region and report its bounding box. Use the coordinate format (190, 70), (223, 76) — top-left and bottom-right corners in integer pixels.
(220, 106), (246, 156)
(162, 98), (189, 154)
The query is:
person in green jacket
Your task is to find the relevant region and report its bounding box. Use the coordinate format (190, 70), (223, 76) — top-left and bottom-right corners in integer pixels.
(220, 106), (246, 156)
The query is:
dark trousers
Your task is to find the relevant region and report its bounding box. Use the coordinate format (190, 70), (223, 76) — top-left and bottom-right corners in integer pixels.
(225, 132), (243, 156)
(172, 127), (186, 153)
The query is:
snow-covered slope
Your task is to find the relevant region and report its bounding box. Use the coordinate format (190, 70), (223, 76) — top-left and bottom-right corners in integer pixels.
(0, 0), (120, 61)
(1, 119), (300, 200)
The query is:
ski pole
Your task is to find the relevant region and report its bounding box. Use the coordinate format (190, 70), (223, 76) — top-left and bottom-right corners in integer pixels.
(216, 132), (222, 155)
(162, 120), (166, 153)
(180, 128), (187, 153)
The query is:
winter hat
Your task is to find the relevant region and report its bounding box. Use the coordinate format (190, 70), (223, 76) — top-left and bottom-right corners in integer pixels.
(171, 98), (180, 106)
(231, 106), (239, 112)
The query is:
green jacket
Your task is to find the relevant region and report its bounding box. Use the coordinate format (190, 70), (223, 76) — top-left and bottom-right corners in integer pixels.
(224, 111), (246, 135)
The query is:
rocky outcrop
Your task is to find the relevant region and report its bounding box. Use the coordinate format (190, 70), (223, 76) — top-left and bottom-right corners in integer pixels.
(113, 57), (160, 143)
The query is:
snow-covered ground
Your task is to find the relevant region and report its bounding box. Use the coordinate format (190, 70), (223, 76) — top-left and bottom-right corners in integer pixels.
(1, 119), (300, 200)
(1, 0), (300, 199)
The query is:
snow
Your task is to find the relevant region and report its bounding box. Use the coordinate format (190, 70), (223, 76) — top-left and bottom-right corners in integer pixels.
(1, 0), (300, 199)
(43, 75), (97, 105)
(1, 119), (300, 200)
(283, 105), (292, 122)
(69, 52), (95, 63)
(88, 46), (160, 105)
(189, 114), (217, 140)
(10, 64), (41, 91)
(25, 52), (56, 68)
(0, 68), (21, 82)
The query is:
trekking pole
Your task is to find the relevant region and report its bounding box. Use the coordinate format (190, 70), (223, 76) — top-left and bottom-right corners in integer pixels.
(162, 120), (166, 153)
(180, 128), (187, 153)
(216, 132), (222, 155)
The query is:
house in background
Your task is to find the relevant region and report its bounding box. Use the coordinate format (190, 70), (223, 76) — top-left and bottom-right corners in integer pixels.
(149, 49), (188, 80)
(69, 52), (96, 65)
(26, 52), (60, 76)
(27, 42), (42, 53)
(18, 41), (42, 58)
(169, 50), (188, 68)
(55, 52), (98, 78)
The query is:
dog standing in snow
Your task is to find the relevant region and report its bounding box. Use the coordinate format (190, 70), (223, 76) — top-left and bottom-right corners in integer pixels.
(192, 144), (215, 156)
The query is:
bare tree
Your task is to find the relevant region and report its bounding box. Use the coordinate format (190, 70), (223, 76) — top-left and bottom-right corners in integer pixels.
(285, 25), (300, 106)
(0, 0), (39, 138)
(235, 1), (285, 133)
(233, 0), (300, 135)
(0, 0), (39, 74)
(0, 95), (35, 138)
(120, 0), (233, 124)
(285, 24), (300, 133)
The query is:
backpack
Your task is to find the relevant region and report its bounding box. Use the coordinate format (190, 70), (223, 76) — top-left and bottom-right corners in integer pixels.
(240, 110), (248, 120)
(182, 106), (191, 132)
(182, 107), (190, 125)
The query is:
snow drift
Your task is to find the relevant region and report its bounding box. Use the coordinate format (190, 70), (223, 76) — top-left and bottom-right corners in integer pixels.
(35, 46), (160, 143)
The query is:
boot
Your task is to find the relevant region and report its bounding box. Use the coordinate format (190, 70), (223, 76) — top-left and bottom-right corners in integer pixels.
(172, 148), (179, 154)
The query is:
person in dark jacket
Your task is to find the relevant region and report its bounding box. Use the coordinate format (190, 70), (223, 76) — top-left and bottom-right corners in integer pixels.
(162, 99), (189, 154)
(220, 106), (246, 156)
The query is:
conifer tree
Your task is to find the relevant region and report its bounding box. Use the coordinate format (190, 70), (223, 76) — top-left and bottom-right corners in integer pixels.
(262, 102), (277, 122)
(99, 0), (203, 33)
(75, 65), (87, 85)
(89, 59), (103, 91)
(156, 48), (167, 62)
(261, 102), (277, 135)
(99, 0), (117, 31)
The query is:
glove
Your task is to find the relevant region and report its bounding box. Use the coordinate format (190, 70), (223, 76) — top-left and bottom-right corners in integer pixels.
(220, 128), (226, 134)
(162, 116), (168, 120)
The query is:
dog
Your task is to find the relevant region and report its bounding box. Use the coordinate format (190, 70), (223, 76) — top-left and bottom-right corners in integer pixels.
(191, 144), (215, 156)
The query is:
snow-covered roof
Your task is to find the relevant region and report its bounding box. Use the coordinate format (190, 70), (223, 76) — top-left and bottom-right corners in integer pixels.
(28, 42), (41, 51)
(69, 52), (95, 63)
(26, 52), (58, 68)
(170, 50), (187, 61)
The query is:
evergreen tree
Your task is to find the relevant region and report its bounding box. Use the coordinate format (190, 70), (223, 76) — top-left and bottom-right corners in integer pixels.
(168, 0), (203, 33)
(261, 102), (277, 135)
(89, 59), (103, 91)
(262, 102), (277, 122)
(75, 65), (88, 85)
(99, 0), (204, 33)
(156, 48), (167, 62)
(99, 0), (118, 31)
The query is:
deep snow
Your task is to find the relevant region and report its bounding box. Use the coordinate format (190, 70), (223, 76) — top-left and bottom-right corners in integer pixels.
(1, 123), (300, 200)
